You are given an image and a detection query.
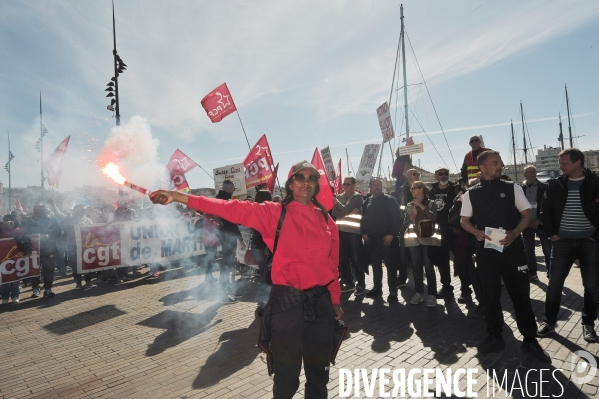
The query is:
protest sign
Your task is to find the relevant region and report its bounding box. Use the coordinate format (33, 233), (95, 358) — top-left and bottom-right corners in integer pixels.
(356, 144), (381, 182)
(320, 146), (336, 185)
(398, 143), (424, 156)
(0, 236), (41, 285)
(214, 163), (247, 196)
(376, 102), (395, 143)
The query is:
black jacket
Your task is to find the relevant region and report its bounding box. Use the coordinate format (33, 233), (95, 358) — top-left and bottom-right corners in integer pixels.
(540, 168), (599, 240)
(215, 190), (242, 244)
(519, 179), (547, 220)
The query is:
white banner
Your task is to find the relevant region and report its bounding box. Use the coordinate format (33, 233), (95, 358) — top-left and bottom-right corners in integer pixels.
(398, 143), (424, 156)
(356, 144), (381, 182)
(75, 219), (206, 273)
(214, 163), (247, 196)
(320, 146), (336, 185)
(377, 102), (395, 143)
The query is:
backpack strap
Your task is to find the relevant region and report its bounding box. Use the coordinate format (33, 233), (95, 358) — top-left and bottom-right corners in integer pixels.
(272, 206), (287, 255)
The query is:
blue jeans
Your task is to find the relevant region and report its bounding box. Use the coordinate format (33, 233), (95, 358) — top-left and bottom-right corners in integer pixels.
(2, 282), (20, 300)
(408, 245), (437, 295)
(522, 226), (551, 276)
(543, 238), (598, 326)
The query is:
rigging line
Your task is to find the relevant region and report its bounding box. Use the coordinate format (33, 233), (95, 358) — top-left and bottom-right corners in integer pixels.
(409, 110), (448, 167)
(405, 29), (458, 172)
(522, 107), (536, 163)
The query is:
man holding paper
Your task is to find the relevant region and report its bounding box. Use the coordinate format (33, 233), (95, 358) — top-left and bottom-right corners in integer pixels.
(460, 150), (551, 363)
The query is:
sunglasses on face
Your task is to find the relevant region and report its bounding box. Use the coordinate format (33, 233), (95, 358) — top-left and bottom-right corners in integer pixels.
(436, 172), (449, 176)
(293, 174), (319, 184)
(412, 173), (420, 177)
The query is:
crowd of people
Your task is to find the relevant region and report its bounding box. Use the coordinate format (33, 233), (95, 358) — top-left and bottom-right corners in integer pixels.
(2, 136), (597, 399)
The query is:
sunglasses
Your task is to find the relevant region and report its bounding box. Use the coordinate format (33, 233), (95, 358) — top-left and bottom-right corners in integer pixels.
(342, 183), (354, 186)
(469, 139), (480, 143)
(436, 172), (449, 176)
(293, 174), (319, 184)
(412, 173), (420, 177)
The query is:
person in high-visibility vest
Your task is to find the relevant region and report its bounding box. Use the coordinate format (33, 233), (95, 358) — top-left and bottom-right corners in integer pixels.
(460, 135), (489, 181)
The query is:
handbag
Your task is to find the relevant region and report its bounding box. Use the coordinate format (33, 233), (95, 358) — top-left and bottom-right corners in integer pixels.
(404, 223), (442, 247)
(418, 219), (434, 238)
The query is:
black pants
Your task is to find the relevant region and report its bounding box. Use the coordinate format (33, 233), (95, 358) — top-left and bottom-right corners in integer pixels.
(31, 254), (55, 290)
(219, 241), (237, 293)
(338, 232), (365, 288)
(367, 237), (398, 295)
(476, 238), (537, 342)
(458, 246), (483, 304)
(68, 245), (91, 284)
(271, 291), (335, 399)
(438, 224), (456, 291)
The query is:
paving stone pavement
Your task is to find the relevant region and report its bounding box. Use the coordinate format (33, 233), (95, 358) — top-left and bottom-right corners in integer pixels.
(1, 245), (597, 399)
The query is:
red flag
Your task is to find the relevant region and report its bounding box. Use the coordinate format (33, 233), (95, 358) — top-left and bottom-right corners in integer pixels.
(266, 163), (279, 194)
(311, 148), (334, 211)
(334, 159), (342, 195)
(43, 136), (70, 188)
(166, 149), (198, 192)
(200, 83), (237, 123)
(244, 134), (275, 189)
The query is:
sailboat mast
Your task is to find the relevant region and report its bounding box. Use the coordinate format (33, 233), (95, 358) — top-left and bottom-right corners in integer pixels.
(40, 92), (45, 200)
(565, 84), (573, 148)
(511, 121), (518, 182)
(400, 4), (409, 139)
(558, 113), (564, 150)
(520, 101), (528, 164)
(345, 148), (350, 176)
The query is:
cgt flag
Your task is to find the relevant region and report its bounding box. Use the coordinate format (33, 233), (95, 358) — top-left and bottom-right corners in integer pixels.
(166, 149), (198, 192)
(244, 134), (275, 189)
(201, 83), (237, 123)
(43, 136), (70, 188)
(311, 148), (334, 211)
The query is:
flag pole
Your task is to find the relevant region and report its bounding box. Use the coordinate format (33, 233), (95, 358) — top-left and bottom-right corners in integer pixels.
(40, 92), (45, 200)
(7, 131), (12, 212)
(235, 110), (251, 151)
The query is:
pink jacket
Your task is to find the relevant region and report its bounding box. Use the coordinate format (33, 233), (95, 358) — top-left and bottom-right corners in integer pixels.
(188, 196), (341, 304)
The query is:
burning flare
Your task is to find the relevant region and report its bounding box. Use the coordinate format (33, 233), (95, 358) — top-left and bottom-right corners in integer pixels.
(102, 162), (126, 185)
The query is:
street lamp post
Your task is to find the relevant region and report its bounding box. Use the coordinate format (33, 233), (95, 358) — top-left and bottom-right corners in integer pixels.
(105, 0), (127, 126)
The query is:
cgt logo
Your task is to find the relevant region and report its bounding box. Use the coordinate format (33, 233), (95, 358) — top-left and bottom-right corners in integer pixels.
(0, 247), (40, 283)
(80, 226), (122, 270)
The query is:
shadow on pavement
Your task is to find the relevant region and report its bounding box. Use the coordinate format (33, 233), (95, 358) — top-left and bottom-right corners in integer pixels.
(43, 304), (126, 335)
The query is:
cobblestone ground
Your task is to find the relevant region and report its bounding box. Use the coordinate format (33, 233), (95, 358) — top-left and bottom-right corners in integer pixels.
(1, 245), (597, 399)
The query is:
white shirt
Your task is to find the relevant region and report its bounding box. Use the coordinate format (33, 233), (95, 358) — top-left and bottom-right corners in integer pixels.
(461, 184), (531, 217)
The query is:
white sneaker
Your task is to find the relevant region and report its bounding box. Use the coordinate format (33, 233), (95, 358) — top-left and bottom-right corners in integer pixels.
(426, 295), (437, 307)
(410, 293), (424, 305)
(12, 298), (19, 304)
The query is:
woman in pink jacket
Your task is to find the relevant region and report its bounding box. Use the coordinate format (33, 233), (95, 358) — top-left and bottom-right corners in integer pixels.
(150, 160), (343, 399)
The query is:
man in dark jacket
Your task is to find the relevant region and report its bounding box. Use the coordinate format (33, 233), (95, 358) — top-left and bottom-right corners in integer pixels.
(20, 204), (62, 298)
(520, 165), (551, 280)
(215, 180), (242, 302)
(537, 148), (599, 342)
(361, 178), (403, 302)
(430, 167), (461, 299)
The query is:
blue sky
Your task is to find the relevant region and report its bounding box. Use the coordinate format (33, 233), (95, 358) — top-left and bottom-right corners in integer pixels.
(1, 0), (598, 192)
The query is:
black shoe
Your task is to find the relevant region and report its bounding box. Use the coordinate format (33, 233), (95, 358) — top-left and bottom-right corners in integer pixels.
(340, 284), (356, 293)
(536, 322), (555, 337)
(521, 340), (551, 363)
(364, 288), (382, 298)
(397, 281), (407, 288)
(582, 325), (597, 342)
(354, 286), (365, 296)
(457, 293), (472, 303)
(437, 287), (454, 299)
(478, 335), (505, 354)
(43, 289), (55, 298)
(219, 295), (237, 304)
(387, 294), (398, 303)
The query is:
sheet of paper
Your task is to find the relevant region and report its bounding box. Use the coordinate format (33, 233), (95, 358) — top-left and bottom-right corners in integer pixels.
(484, 227), (506, 252)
